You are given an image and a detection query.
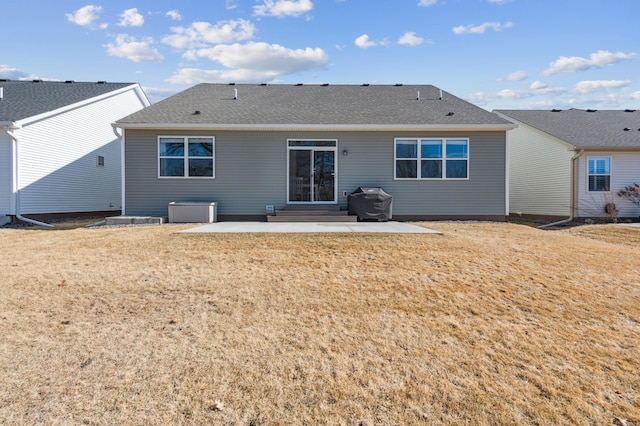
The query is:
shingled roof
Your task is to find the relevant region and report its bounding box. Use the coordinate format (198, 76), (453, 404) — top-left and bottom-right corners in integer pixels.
(116, 83), (514, 130)
(495, 109), (640, 149)
(0, 80), (136, 123)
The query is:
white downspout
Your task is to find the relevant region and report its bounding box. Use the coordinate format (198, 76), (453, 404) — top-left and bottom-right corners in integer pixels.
(538, 149), (583, 229)
(2, 125), (54, 227)
(112, 124), (125, 215)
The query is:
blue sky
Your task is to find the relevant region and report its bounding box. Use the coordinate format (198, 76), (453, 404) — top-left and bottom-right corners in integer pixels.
(2, 0), (639, 109)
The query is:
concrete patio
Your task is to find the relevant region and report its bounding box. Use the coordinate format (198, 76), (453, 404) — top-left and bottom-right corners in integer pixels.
(179, 221), (441, 234)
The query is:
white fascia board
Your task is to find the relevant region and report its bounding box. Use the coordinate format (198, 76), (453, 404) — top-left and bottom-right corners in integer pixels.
(14, 84), (146, 128)
(115, 122), (517, 132)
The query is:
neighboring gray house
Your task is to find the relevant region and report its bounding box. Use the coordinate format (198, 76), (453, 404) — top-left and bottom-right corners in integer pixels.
(495, 109), (640, 220)
(114, 84), (515, 221)
(0, 80), (150, 225)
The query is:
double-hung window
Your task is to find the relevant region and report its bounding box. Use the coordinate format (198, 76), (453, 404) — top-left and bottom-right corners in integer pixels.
(587, 156), (611, 191)
(395, 138), (469, 179)
(159, 136), (215, 178)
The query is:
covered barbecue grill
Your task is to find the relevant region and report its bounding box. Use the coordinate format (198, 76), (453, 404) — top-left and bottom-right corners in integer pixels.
(348, 187), (393, 221)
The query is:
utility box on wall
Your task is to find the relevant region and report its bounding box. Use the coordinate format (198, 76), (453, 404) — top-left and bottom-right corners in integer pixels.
(168, 202), (217, 223)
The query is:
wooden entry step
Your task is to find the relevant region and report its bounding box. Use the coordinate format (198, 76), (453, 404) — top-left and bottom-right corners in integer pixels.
(267, 205), (358, 222)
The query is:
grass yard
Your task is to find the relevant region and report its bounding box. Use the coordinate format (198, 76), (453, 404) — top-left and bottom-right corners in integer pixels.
(0, 221), (638, 425)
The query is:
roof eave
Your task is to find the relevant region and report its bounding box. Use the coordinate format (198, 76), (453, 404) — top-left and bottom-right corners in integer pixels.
(114, 122), (517, 132)
(14, 83), (144, 128)
(574, 145), (640, 152)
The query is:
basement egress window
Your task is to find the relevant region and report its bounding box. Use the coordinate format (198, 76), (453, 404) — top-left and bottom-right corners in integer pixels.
(158, 136), (215, 178)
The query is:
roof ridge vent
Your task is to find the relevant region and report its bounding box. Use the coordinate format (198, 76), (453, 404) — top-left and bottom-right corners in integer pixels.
(295, 83), (303, 86)
(97, 81), (106, 84)
(623, 128), (631, 131)
(394, 83), (403, 87)
(228, 82), (235, 85)
(33, 79), (42, 83)
(362, 83), (370, 86)
(586, 109), (597, 112)
(321, 83), (329, 86)
(625, 109), (636, 112)
(65, 80), (74, 83)
(551, 109), (562, 112)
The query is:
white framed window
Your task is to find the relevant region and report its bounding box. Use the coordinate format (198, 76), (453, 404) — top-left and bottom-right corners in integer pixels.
(158, 136), (215, 178)
(587, 156), (611, 192)
(394, 138), (469, 180)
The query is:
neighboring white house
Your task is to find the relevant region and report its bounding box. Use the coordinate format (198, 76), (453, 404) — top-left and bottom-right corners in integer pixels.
(0, 80), (149, 225)
(495, 109), (640, 219)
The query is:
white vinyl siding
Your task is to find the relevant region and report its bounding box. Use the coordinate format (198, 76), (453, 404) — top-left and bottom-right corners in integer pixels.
(0, 132), (12, 214)
(576, 152), (640, 218)
(14, 88), (146, 214)
(503, 118), (574, 217)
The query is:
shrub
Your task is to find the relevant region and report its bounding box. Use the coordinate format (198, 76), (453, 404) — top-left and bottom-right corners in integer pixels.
(617, 183), (640, 208)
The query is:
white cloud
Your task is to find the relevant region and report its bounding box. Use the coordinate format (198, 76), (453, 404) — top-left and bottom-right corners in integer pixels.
(417, 0), (437, 6)
(543, 50), (638, 76)
(253, 0), (313, 17)
(166, 10), (182, 21)
(488, 0), (512, 4)
(0, 64), (38, 80)
(163, 19), (256, 49)
(452, 21), (513, 35)
(142, 86), (178, 104)
(66, 5), (103, 27)
(398, 32), (426, 47)
(226, 0), (238, 9)
(499, 70), (527, 81)
(573, 80), (632, 94)
(167, 68), (278, 84)
(186, 41), (328, 74)
(529, 80), (547, 90)
(105, 35), (164, 62)
(118, 8), (144, 27)
(354, 34), (389, 48)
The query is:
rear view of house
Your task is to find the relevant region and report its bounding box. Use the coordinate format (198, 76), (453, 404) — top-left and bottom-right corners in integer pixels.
(496, 109), (640, 220)
(115, 83), (515, 221)
(0, 80), (149, 225)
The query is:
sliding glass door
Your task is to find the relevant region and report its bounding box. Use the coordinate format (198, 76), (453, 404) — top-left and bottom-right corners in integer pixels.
(288, 140), (337, 203)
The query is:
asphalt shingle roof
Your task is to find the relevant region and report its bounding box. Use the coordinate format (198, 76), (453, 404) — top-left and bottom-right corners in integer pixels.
(0, 80), (135, 123)
(496, 109), (640, 148)
(117, 83), (513, 128)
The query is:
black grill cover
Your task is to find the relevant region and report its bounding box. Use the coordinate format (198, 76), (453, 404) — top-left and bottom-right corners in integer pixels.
(348, 187), (392, 221)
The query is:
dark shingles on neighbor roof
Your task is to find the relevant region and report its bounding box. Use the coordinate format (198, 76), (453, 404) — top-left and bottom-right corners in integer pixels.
(0, 80), (135, 122)
(496, 109), (640, 148)
(117, 83), (513, 127)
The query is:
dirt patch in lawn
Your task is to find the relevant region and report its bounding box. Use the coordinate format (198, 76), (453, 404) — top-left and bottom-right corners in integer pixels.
(0, 222), (638, 425)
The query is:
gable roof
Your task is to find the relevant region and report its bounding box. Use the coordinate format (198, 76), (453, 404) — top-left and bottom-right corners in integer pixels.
(495, 109), (640, 149)
(0, 80), (137, 123)
(116, 83), (514, 131)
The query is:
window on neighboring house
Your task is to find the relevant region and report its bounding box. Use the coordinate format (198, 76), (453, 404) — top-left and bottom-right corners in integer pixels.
(588, 156), (611, 191)
(395, 138), (469, 179)
(158, 136), (215, 178)
(97, 155), (105, 167)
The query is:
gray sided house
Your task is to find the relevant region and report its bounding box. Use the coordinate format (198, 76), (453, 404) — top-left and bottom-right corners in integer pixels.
(115, 84), (515, 221)
(495, 109), (640, 220)
(0, 80), (149, 225)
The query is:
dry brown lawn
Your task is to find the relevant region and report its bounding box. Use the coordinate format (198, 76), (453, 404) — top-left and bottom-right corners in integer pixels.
(0, 221), (638, 425)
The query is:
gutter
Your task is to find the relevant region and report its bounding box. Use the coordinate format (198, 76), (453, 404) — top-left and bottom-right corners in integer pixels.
(111, 124), (126, 215)
(114, 122), (518, 132)
(1, 124), (54, 228)
(538, 149), (584, 229)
